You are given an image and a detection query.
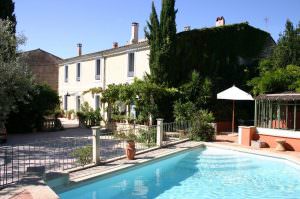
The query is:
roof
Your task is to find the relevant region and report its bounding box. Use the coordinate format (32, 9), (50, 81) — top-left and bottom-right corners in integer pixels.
(21, 49), (62, 66)
(60, 40), (149, 65)
(255, 92), (300, 101)
(22, 48), (62, 61)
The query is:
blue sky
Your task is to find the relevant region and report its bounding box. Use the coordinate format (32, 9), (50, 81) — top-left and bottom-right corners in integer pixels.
(15, 0), (300, 59)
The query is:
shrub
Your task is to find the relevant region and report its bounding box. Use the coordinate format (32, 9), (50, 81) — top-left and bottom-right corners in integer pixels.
(54, 108), (64, 118)
(190, 110), (215, 142)
(71, 146), (93, 166)
(137, 128), (157, 147)
(77, 102), (102, 128)
(6, 84), (59, 133)
(113, 129), (137, 141)
(111, 114), (127, 122)
(173, 101), (196, 122)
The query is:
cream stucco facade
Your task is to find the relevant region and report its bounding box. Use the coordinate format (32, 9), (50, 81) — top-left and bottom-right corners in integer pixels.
(58, 41), (150, 117)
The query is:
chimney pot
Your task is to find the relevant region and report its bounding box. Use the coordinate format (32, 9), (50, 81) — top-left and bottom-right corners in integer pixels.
(216, 16), (225, 27)
(184, 26), (191, 31)
(77, 43), (82, 56)
(113, 42), (118, 48)
(130, 22), (139, 44)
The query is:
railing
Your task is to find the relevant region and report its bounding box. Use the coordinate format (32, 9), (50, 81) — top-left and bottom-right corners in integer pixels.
(162, 121), (192, 145)
(79, 119), (100, 128)
(100, 125), (157, 161)
(0, 137), (92, 189)
(0, 119), (193, 188)
(42, 119), (63, 131)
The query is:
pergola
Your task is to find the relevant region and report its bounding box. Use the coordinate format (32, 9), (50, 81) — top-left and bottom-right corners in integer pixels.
(255, 92), (300, 131)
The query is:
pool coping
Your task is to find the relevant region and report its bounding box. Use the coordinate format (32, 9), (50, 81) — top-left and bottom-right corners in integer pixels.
(205, 142), (300, 166)
(54, 141), (300, 195)
(52, 142), (204, 193)
(2, 141), (300, 198)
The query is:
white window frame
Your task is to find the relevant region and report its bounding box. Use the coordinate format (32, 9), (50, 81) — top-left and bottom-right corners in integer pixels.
(128, 53), (135, 77)
(95, 59), (101, 80)
(64, 95), (68, 110)
(64, 65), (68, 82)
(95, 95), (101, 110)
(76, 63), (81, 81)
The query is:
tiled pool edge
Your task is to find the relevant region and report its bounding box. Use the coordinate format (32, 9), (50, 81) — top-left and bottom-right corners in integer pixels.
(53, 141), (300, 194)
(2, 141), (300, 198)
(205, 142), (300, 166)
(52, 142), (204, 193)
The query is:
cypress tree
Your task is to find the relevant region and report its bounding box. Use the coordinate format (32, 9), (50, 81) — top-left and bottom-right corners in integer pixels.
(159, 0), (177, 86)
(145, 2), (161, 83)
(145, 0), (177, 86)
(0, 0), (17, 33)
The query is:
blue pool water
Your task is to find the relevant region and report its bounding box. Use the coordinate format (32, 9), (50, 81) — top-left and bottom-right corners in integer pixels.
(58, 147), (300, 199)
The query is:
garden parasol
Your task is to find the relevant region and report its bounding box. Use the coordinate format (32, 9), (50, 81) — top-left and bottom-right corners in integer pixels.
(217, 85), (254, 133)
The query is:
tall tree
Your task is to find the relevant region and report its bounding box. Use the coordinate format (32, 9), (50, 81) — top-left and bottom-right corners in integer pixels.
(145, 2), (161, 84)
(145, 0), (177, 86)
(0, 0), (16, 33)
(271, 20), (300, 68)
(0, 20), (33, 129)
(249, 20), (300, 95)
(159, 0), (177, 86)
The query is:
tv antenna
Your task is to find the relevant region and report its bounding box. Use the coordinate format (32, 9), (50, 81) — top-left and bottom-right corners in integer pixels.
(264, 17), (269, 30)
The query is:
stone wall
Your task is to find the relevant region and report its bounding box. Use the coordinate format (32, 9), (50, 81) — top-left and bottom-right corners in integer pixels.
(22, 49), (62, 91)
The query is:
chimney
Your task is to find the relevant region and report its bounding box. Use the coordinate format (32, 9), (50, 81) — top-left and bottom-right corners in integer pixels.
(184, 26), (191, 31)
(77, 43), (82, 56)
(113, 42), (118, 48)
(216, 16), (225, 27)
(130, 22), (139, 44)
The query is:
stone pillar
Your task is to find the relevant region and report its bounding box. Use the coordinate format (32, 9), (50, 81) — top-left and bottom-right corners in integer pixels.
(156, 118), (164, 147)
(238, 126), (243, 145)
(239, 126), (256, 146)
(91, 126), (101, 165)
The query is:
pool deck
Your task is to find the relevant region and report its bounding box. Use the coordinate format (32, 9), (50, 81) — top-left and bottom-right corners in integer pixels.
(67, 141), (203, 184)
(66, 136), (300, 184)
(3, 135), (300, 199)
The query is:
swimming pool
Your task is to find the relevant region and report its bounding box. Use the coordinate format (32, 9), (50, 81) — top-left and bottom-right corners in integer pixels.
(58, 147), (300, 199)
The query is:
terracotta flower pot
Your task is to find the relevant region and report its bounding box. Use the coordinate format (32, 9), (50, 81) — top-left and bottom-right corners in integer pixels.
(125, 140), (136, 160)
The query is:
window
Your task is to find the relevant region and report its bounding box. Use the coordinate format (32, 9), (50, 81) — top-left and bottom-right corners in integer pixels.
(76, 63), (81, 81)
(64, 65), (68, 82)
(76, 96), (81, 112)
(95, 95), (100, 109)
(64, 95), (68, 110)
(95, 59), (101, 80)
(128, 53), (134, 77)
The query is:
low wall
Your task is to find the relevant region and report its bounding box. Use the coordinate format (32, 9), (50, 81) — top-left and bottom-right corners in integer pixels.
(239, 126), (300, 152)
(106, 122), (150, 131)
(256, 134), (300, 151)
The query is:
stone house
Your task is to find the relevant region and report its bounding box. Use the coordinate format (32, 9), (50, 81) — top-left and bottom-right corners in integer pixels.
(22, 49), (62, 91)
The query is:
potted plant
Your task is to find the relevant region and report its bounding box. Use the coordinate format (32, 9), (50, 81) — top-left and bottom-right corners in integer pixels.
(67, 109), (75, 120)
(125, 133), (136, 160)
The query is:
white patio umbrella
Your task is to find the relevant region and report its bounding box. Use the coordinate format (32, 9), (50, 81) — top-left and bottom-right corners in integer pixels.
(217, 85), (254, 133)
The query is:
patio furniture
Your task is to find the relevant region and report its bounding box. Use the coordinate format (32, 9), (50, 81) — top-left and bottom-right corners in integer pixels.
(275, 139), (286, 151)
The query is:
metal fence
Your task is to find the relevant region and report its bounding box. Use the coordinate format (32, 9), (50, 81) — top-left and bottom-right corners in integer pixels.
(0, 137), (92, 188)
(100, 125), (157, 161)
(162, 121), (192, 145)
(0, 121), (192, 189)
